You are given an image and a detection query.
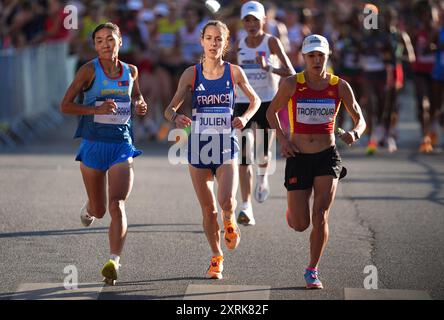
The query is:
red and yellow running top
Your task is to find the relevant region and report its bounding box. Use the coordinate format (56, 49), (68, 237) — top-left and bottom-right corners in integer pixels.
(288, 72), (342, 134)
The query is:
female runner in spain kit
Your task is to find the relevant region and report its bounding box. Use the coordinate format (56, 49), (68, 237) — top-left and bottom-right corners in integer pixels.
(267, 34), (366, 289)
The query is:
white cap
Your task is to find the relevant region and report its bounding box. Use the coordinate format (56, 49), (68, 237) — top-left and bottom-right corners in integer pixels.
(154, 3), (169, 16)
(241, 1), (265, 20)
(139, 9), (155, 22)
(127, 0), (143, 11)
(205, 0), (221, 14)
(301, 34), (330, 55)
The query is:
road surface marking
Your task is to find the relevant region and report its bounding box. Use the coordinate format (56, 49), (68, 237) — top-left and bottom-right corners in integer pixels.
(184, 285), (270, 300)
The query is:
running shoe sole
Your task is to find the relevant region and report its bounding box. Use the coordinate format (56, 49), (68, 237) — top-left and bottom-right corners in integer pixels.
(237, 211), (255, 226)
(101, 260), (118, 285)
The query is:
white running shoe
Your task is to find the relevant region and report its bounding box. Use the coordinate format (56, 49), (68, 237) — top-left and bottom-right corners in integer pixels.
(237, 206), (256, 226)
(387, 136), (397, 153)
(80, 202), (95, 227)
(254, 174), (270, 203)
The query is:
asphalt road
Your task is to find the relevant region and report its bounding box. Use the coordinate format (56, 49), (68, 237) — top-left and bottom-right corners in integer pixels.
(0, 84), (443, 301)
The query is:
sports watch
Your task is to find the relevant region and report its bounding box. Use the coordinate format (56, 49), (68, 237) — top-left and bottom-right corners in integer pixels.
(352, 130), (360, 141)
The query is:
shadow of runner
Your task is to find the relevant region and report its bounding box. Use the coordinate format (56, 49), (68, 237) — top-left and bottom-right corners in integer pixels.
(0, 223), (203, 239)
(0, 282), (104, 300)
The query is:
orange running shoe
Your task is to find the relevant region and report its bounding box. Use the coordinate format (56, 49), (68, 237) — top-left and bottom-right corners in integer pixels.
(206, 255), (224, 279)
(366, 139), (377, 155)
(156, 122), (171, 141)
(430, 131), (438, 146)
(419, 136), (433, 153)
(223, 216), (241, 250)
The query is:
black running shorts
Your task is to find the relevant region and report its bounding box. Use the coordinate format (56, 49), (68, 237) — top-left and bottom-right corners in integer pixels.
(234, 101), (271, 130)
(284, 145), (347, 191)
(235, 102), (271, 166)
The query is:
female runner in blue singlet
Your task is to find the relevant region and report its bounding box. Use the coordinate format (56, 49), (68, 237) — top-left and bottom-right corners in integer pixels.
(164, 20), (260, 280)
(60, 22), (148, 285)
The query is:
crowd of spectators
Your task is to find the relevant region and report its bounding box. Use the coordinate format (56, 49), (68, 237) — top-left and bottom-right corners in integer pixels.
(1, 0), (443, 153)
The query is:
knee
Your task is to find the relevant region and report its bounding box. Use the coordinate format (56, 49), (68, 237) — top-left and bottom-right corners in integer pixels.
(311, 209), (329, 229)
(289, 221), (310, 232)
(201, 204), (218, 220)
(108, 199), (125, 219)
(219, 197), (236, 213)
(88, 202), (106, 219)
(286, 209), (310, 232)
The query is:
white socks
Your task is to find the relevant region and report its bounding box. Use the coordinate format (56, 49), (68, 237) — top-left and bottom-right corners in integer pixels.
(110, 254), (120, 269)
(241, 201), (251, 211)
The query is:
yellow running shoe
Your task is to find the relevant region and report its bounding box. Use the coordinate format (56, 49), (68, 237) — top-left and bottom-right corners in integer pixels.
(366, 140), (377, 155)
(101, 259), (119, 285)
(206, 255), (224, 279)
(223, 216), (241, 250)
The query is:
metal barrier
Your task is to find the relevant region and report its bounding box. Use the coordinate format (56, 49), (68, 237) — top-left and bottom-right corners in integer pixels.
(0, 41), (77, 147)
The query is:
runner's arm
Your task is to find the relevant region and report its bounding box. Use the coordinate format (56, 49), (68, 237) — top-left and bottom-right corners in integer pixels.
(338, 79), (366, 145)
(231, 64), (261, 129)
(60, 63), (117, 115)
(129, 64), (147, 116)
(164, 66), (194, 127)
(266, 76), (295, 144)
(268, 36), (296, 77)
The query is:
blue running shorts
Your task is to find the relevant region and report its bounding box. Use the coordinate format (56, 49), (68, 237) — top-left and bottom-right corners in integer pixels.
(75, 139), (142, 171)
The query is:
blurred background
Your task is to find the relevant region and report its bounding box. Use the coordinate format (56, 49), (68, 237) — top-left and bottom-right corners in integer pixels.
(1, 0), (443, 155)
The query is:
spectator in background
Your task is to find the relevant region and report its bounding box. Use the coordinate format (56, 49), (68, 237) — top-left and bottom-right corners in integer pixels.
(153, 2), (185, 141)
(282, 4), (310, 72)
(134, 9), (160, 142)
(39, 0), (70, 43)
(71, 0), (108, 70)
(1, 0), (47, 48)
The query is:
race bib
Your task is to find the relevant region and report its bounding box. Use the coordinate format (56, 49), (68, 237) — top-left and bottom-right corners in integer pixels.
(194, 107), (232, 134)
(296, 99), (336, 124)
(94, 100), (131, 125)
(360, 56), (384, 72)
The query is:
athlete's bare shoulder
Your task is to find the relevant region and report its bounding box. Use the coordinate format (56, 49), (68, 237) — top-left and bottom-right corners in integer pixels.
(128, 64), (138, 79)
(338, 77), (353, 96)
(78, 61), (95, 76)
(75, 61), (95, 88)
(178, 65), (197, 88)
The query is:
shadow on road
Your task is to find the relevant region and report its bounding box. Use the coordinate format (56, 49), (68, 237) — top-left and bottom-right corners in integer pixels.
(98, 284), (307, 300)
(0, 223), (203, 239)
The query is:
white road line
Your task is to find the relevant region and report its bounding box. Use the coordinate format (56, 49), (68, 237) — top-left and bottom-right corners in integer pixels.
(344, 288), (432, 300)
(184, 285), (271, 300)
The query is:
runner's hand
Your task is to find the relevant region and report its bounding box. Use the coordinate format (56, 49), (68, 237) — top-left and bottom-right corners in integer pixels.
(256, 55), (268, 71)
(279, 138), (300, 157)
(232, 116), (247, 129)
(95, 100), (117, 114)
(134, 99), (148, 116)
(340, 131), (355, 146)
(175, 114), (192, 129)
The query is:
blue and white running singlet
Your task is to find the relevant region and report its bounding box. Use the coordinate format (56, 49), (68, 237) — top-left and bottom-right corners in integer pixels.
(188, 62), (239, 173)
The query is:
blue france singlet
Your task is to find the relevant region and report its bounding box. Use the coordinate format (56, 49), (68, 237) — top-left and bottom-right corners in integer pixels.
(432, 27), (444, 81)
(74, 58), (134, 142)
(188, 62), (239, 167)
